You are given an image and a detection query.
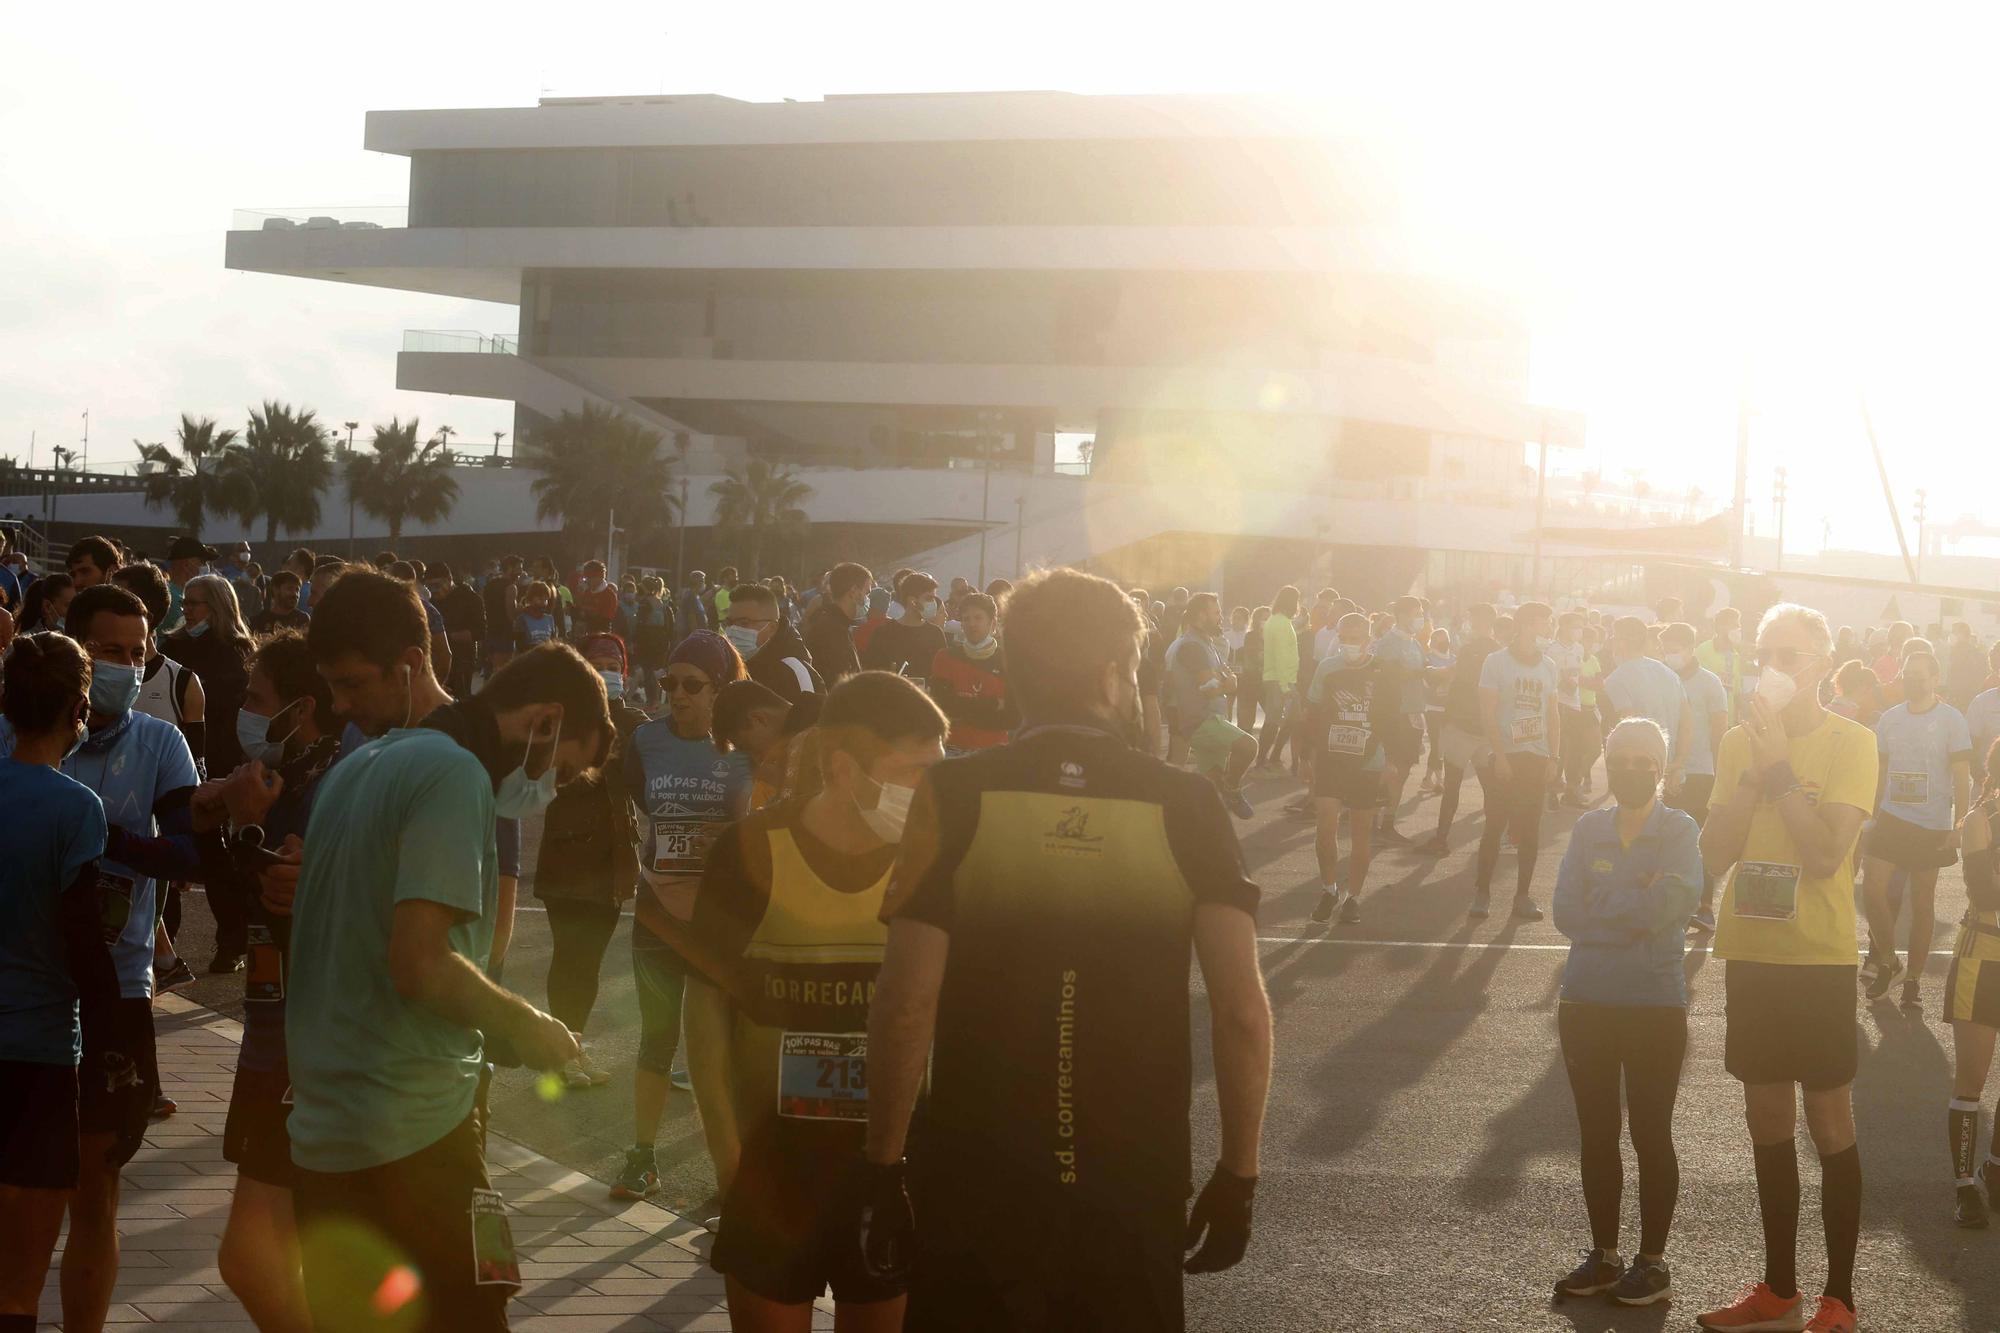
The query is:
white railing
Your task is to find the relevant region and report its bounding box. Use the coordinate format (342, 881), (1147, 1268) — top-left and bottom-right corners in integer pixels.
(403, 329), (520, 355)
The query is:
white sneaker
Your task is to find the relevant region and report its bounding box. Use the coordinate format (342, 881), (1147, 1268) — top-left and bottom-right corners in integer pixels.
(670, 1067), (694, 1091)
(562, 1058), (593, 1091)
(579, 1049), (612, 1087)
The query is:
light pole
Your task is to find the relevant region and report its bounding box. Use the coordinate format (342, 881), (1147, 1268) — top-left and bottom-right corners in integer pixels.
(1772, 466), (1788, 571)
(492, 429), (506, 463)
(676, 476), (690, 582)
(344, 421), (359, 558)
(1915, 489), (1928, 583)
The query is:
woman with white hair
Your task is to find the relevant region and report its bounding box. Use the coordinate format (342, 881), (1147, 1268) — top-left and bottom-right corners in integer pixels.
(1550, 717), (1703, 1308)
(163, 573), (254, 775)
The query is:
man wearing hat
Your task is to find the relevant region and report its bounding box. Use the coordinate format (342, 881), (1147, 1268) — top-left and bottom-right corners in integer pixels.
(164, 536), (218, 635)
(217, 541), (262, 619)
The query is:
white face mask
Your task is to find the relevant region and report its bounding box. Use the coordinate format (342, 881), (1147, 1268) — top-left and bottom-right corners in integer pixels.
(1340, 643), (1368, 664)
(495, 714), (562, 818)
(854, 770), (916, 843)
(1756, 666), (1798, 711)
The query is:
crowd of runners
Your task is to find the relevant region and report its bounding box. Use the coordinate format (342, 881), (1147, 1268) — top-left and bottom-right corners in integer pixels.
(1, 527), (1998, 1332)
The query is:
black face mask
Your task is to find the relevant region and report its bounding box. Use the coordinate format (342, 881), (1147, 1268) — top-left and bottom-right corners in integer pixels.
(1609, 768), (1660, 807)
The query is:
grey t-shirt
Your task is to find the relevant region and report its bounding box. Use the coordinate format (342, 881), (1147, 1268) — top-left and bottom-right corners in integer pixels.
(1606, 656), (1687, 756)
(1479, 647), (1560, 758)
(1166, 632), (1228, 729)
(1676, 664), (1729, 778)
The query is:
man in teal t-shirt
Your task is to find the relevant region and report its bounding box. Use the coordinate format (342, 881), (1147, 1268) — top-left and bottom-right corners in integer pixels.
(284, 568), (612, 1332)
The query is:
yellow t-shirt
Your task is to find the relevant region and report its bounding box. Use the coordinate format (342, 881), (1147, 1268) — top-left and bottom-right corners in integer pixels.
(1710, 710), (1879, 965)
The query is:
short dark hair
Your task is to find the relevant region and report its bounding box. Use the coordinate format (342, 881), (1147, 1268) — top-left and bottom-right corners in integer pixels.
(67, 583), (150, 643)
(285, 546), (315, 571)
(269, 570), (301, 592)
(1613, 614), (1649, 645)
(1272, 586), (1300, 617)
(308, 569), (428, 670)
(896, 572), (937, 602)
(253, 629), (334, 724)
(427, 562), (454, 584)
(373, 550), (398, 569)
(67, 535), (119, 576)
(477, 641), (613, 763)
(958, 593), (997, 621)
(817, 671), (947, 762)
(387, 561), (417, 583)
(729, 583), (777, 614)
(3, 632), (90, 735)
(312, 554), (345, 574)
(1185, 591), (1220, 620)
(1002, 568), (1144, 716)
(984, 577), (1013, 602)
(713, 679), (789, 749)
(828, 562), (872, 600)
(111, 562), (171, 628)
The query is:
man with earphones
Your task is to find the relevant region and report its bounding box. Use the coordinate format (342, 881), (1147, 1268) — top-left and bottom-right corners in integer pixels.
(284, 570), (613, 1331)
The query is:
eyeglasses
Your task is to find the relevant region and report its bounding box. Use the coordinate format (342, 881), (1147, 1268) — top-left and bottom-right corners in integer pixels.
(665, 677), (713, 695)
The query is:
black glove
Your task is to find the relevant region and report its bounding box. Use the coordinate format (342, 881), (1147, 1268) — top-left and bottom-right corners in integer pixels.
(858, 1157), (915, 1282)
(1184, 1163), (1256, 1273)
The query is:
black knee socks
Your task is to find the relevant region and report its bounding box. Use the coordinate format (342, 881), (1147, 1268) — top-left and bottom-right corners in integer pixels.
(1752, 1139), (1799, 1300)
(1820, 1145), (1861, 1312)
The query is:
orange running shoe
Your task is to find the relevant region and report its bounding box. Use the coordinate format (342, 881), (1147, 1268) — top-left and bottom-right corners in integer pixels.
(1802, 1296), (1856, 1333)
(1695, 1281), (1808, 1332)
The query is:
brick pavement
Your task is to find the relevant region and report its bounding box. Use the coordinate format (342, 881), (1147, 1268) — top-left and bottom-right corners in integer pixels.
(40, 993), (832, 1330)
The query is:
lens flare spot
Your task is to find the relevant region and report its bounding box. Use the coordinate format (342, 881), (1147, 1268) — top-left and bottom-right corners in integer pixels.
(372, 1265), (420, 1317)
(535, 1072), (566, 1102)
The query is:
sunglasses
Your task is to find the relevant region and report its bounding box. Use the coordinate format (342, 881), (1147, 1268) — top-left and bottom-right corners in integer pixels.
(665, 677), (713, 695)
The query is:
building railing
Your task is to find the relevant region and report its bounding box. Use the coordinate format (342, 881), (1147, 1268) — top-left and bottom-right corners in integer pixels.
(232, 206), (408, 232)
(403, 330), (520, 355)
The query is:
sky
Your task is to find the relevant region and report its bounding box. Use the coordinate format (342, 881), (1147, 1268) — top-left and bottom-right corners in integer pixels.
(6, 2), (1997, 560)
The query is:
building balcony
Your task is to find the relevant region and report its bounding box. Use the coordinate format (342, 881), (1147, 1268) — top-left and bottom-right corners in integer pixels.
(231, 206), (408, 232)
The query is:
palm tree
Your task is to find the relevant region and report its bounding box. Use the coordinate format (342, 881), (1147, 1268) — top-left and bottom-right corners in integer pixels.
(710, 457), (813, 576)
(231, 401), (333, 543)
(136, 414), (246, 536)
(344, 417), (460, 545)
(517, 404), (680, 558)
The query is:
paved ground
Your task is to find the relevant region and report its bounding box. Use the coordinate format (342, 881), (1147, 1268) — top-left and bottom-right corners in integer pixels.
(161, 766), (2000, 1331)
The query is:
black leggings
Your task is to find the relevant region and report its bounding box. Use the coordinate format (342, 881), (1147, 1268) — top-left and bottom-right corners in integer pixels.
(1475, 752), (1548, 898)
(1559, 1002), (1687, 1257)
(543, 901), (621, 1037)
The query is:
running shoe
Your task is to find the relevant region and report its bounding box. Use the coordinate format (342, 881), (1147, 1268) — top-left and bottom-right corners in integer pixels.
(1338, 896), (1362, 925)
(562, 1058), (594, 1091)
(1695, 1281), (1808, 1331)
(1513, 897), (1545, 922)
(670, 1067), (694, 1091)
(1801, 1296), (1856, 1333)
(150, 1094), (177, 1121)
(578, 1049), (612, 1087)
(1309, 890), (1340, 925)
(1377, 824), (1411, 847)
(1551, 1249), (1621, 1299)
(154, 958), (195, 993)
(609, 1147), (659, 1200)
(1418, 777), (1440, 796)
(1611, 1256), (1672, 1306)
(1468, 890), (1491, 919)
(1900, 978), (1922, 1011)
(1863, 953), (1904, 1001)
(1957, 1183), (1989, 1229)
(1858, 951), (1881, 986)
(1228, 789), (1254, 820)
(1689, 910), (1718, 934)
(1419, 834), (1449, 857)
(208, 949), (246, 976)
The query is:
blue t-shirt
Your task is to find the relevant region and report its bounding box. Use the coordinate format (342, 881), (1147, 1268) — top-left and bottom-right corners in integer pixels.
(1554, 802), (1703, 1006)
(0, 711), (201, 998)
(517, 613), (556, 648)
(1675, 664), (1729, 778)
(1479, 647), (1559, 757)
(627, 720), (753, 884)
(1375, 628), (1428, 715)
(1605, 656), (1687, 757)
(1968, 687), (2000, 773)
(0, 760), (108, 1064)
(1875, 700), (1972, 831)
(286, 728), (498, 1172)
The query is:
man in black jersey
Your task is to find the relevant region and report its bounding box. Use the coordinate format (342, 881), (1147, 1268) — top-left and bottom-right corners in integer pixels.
(861, 567), (1271, 1333)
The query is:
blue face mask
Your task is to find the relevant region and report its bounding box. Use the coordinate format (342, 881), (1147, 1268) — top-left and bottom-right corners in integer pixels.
(235, 702), (301, 767)
(185, 619), (211, 637)
(88, 661), (141, 717)
(599, 669), (624, 699)
(494, 715), (562, 818)
(724, 625), (762, 658)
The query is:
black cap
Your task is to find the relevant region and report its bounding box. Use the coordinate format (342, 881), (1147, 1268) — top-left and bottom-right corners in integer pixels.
(167, 536), (219, 562)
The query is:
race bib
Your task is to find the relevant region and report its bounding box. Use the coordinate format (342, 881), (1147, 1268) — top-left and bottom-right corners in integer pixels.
(1325, 724), (1370, 756)
(777, 1032), (869, 1122)
(244, 924), (283, 1005)
(1732, 860), (1801, 921)
(469, 1189), (521, 1288)
(651, 817), (709, 876)
(99, 871), (135, 945)
(1508, 713), (1544, 745)
(1889, 771), (1930, 807)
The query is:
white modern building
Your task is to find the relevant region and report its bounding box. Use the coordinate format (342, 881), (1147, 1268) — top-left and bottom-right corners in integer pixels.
(222, 90), (1599, 602)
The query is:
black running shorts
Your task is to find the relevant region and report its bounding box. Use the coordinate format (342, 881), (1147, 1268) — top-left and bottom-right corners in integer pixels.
(1723, 960), (1858, 1091)
(712, 1131), (905, 1306)
(1864, 810), (1957, 872)
(0, 1059), (81, 1190)
(1312, 758), (1385, 809)
(222, 1064), (294, 1188)
(78, 997), (157, 1137)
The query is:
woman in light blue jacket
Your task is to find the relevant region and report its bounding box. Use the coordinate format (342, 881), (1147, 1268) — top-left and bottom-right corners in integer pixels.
(1550, 718), (1703, 1308)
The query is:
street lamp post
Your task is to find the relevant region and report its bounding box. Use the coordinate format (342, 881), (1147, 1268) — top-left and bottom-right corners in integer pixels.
(1773, 466), (1788, 571)
(1915, 489), (1928, 583)
(492, 430), (505, 463)
(344, 421), (359, 558)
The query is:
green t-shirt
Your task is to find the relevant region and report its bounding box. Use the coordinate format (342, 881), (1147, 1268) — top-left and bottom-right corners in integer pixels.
(285, 728), (498, 1172)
